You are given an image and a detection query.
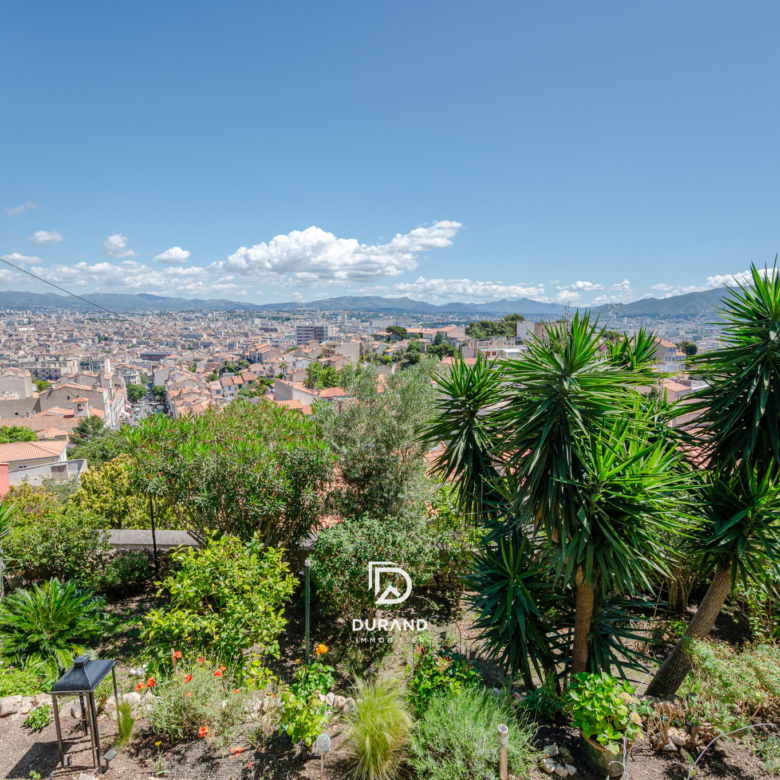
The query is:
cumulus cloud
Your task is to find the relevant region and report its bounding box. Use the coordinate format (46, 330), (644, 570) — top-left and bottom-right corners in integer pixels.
(648, 268), (777, 299)
(590, 279), (638, 306)
(357, 276), (546, 304)
(557, 280), (604, 292)
(29, 229), (63, 245)
(5, 201), (38, 217)
(1, 252), (43, 267)
(154, 246), (191, 264)
(209, 221), (462, 285)
(103, 233), (136, 258)
(32, 260), (242, 296)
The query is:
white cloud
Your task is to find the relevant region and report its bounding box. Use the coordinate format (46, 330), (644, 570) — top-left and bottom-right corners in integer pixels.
(2, 252), (43, 267)
(555, 289), (580, 303)
(154, 246), (191, 264)
(591, 279), (637, 306)
(5, 201), (38, 217)
(648, 268), (778, 299)
(558, 280), (604, 292)
(29, 229), (63, 245)
(357, 276), (546, 304)
(103, 233), (136, 258)
(209, 221), (462, 285)
(32, 260), (241, 296)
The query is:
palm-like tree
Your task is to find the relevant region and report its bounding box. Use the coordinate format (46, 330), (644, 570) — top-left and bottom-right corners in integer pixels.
(647, 263), (780, 696)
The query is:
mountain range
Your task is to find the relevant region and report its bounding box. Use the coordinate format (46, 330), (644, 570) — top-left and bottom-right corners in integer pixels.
(0, 287), (730, 319)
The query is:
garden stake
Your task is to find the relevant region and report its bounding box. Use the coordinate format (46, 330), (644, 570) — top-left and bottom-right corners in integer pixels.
(497, 723), (508, 780)
(149, 493), (158, 574)
(305, 558), (311, 665)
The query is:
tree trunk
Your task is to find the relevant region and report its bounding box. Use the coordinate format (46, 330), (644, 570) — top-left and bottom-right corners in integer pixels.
(646, 563), (733, 698)
(572, 568), (595, 675)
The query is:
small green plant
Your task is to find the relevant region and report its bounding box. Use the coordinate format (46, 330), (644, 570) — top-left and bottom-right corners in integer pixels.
(0, 663), (43, 697)
(568, 672), (642, 755)
(29, 771), (41, 780)
(669, 619), (687, 638)
(407, 641), (480, 715)
(516, 676), (563, 722)
(24, 704), (52, 732)
(756, 735), (780, 774)
(279, 687), (330, 747)
(115, 700), (135, 748)
(94, 552), (152, 593)
(290, 659), (335, 698)
(344, 675), (413, 780)
(409, 683), (538, 780)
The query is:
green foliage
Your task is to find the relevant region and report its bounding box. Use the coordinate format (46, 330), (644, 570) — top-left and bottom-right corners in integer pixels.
(151, 385), (166, 400)
(568, 672), (642, 754)
(677, 340), (698, 356)
(69, 418), (128, 468)
(344, 676), (413, 780)
(427, 341), (456, 360)
(0, 579), (111, 684)
(207, 372), (219, 382)
(290, 660), (335, 698)
(0, 426), (37, 443)
(311, 514), (438, 621)
(407, 641), (480, 716)
(115, 700), (135, 748)
(304, 362), (341, 390)
(128, 400), (333, 546)
(465, 314), (522, 340)
(516, 676), (563, 721)
(409, 683), (538, 780)
(279, 686), (330, 747)
(126, 383), (147, 403)
(756, 735), (780, 774)
(681, 640), (780, 732)
(33, 379), (49, 392)
(4, 505), (111, 585)
(93, 552), (153, 593)
(146, 659), (252, 752)
(142, 533), (296, 673)
(23, 704), (52, 732)
(386, 326), (408, 340)
(0, 664), (44, 697)
(313, 362), (437, 518)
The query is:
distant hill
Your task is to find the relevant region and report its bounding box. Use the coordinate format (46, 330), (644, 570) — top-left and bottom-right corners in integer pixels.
(590, 287), (727, 319)
(0, 286), (732, 319)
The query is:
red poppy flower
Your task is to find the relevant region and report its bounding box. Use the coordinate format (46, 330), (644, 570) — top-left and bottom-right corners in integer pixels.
(235, 747), (243, 756)
(185, 674), (192, 683)
(186, 691), (191, 697)
(199, 726), (208, 738)
(214, 669), (223, 677)
(198, 657), (205, 663)
(173, 650), (182, 659)
(136, 683), (144, 691)
(146, 677), (156, 688)
(219, 665), (226, 672)
(234, 688), (239, 694)
(247, 763), (252, 769)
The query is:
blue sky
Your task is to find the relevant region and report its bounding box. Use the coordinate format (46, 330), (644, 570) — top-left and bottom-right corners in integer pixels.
(2, 1), (779, 307)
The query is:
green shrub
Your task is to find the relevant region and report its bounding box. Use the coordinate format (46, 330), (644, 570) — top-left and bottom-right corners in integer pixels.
(407, 641), (480, 716)
(0, 663), (44, 697)
(146, 658), (252, 753)
(756, 735), (780, 774)
(4, 505), (111, 585)
(344, 675), (413, 780)
(0, 578), (111, 684)
(516, 676), (563, 722)
(142, 533), (296, 674)
(24, 704), (52, 732)
(409, 683), (538, 780)
(311, 514), (438, 621)
(568, 672), (642, 754)
(93, 552), (152, 593)
(279, 687), (331, 748)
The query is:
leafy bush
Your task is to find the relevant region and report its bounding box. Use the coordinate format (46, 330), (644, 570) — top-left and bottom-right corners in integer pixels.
(344, 675), (413, 780)
(3, 505), (111, 585)
(516, 676), (563, 722)
(568, 672), (642, 754)
(279, 687), (331, 748)
(0, 663), (43, 697)
(146, 659), (252, 753)
(0, 579), (111, 683)
(142, 533), (296, 674)
(409, 683), (538, 780)
(23, 704), (52, 732)
(92, 552), (152, 593)
(311, 514), (438, 621)
(0, 426), (37, 443)
(407, 641), (480, 716)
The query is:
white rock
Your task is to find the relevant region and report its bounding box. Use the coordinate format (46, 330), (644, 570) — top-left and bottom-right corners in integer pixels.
(662, 741), (678, 752)
(325, 692), (335, 706)
(343, 697), (357, 713)
(318, 693), (326, 703)
(68, 701), (84, 720)
(566, 766), (576, 776)
(540, 757), (556, 774)
(334, 695), (346, 709)
(0, 695), (22, 717)
(554, 766), (568, 778)
(669, 727), (688, 747)
(543, 744), (559, 757)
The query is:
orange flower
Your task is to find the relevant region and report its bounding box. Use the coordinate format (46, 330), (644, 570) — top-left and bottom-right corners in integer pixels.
(136, 683), (144, 691)
(185, 674), (192, 683)
(315, 643), (328, 656)
(214, 669), (223, 677)
(198, 657), (205, 663)
(199, 726), (208, 738)
(235, 747), (243, 756)
(146, 677), (156, 688)
(234, 688), (240, 694)
(219, 665), (226, 672)
(173, 650), (182, 659)
(186, 691), (191, 697)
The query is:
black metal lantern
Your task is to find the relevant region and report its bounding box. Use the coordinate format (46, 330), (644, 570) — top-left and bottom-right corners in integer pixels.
(50, 654), (118, 770)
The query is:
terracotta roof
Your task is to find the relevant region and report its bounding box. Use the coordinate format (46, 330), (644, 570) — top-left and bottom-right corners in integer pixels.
(318, 387), (347, 398)
(0, 439), (68, 463)
(71, 397), (89, 403)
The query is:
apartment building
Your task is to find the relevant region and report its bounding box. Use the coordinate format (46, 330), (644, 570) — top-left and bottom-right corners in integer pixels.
(14, 356), (80, 381)
(295, 322), (333, 345)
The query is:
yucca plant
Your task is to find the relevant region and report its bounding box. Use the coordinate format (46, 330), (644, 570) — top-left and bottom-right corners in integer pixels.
(0, 498), (17, 600)
(648, 262), (780, 697)
(344, 675), (413, 780)
(0, 578), (110, 684)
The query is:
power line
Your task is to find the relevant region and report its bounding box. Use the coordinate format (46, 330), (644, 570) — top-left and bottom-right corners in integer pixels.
(0, 256), (130, 321)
